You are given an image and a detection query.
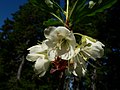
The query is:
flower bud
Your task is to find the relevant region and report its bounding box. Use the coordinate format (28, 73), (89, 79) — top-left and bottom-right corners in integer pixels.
(89, 1), (96, 9)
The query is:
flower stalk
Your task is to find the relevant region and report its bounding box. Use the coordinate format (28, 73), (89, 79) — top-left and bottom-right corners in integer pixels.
(66, 0), (69, 26)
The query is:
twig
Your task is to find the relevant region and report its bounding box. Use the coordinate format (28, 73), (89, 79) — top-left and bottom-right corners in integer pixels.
(17, 56), (25, 80)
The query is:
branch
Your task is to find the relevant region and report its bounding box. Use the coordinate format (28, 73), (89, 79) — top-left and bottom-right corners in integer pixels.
(17, 56), (25, 80)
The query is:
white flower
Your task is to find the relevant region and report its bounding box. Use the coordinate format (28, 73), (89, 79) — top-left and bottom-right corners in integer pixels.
(66, 35), (104, 77)
(34, 55), (50, 77)
(44, 26), (76, 60)
(26, 43), (50, 77)
(26, 42), (48, 62)
(26, 26), (105, 78)
(80, 37), (105, 60)
(26, 26), (77, 77)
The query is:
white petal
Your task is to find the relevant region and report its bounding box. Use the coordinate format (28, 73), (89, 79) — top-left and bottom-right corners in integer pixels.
(44, 39), (56, 48)
(55, 26), (71, 37)
(68, 33), (76, 47)
(34, 58), (50, 77)
(55, 26), (76, 46)
(26, 54), (45, 62)
(58, 45), (75, 60)
(44, 26), (58, 40)
(48, 49), (57, 61)
(27, 43), (48, 54)
(82, 38), (105, 59)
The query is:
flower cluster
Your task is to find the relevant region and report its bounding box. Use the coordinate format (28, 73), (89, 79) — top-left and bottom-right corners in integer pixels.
(26, 26), (105, 78)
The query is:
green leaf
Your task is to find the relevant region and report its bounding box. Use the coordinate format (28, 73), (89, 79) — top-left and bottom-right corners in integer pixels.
(87, 0), (117, 16)
(69, 0), (87, 25)
(29, 0), (54, 13)
(45, 0), (53, 8)
(52, 0), (65, 15)
(69, 0), (78, 19)
(29, 0), (38, 6)
(74, 0), (87, 14)
(43, 18), (63, 26)
(30, 0), (65, 23)
(70, 0), (117, 25)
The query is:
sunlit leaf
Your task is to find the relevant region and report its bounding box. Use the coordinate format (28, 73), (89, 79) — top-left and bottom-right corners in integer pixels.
(43, 18), (63, 26)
